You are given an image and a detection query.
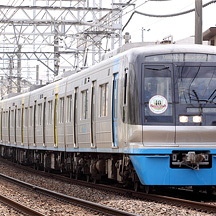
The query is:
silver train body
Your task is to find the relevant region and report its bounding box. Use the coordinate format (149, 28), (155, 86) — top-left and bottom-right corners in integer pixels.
(1, 44), (216, 187)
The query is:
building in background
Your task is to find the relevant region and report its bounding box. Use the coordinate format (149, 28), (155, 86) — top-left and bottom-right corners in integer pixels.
(203, 27), (216, 46)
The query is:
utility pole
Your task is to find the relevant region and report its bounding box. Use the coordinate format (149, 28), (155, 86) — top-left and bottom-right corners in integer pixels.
(195, 0), (202, 44)
(1, 76), (3, 99)
(17, 45), (21, 93)
(36, 65), (39, 85)
(8, 58), (13, 94)
(54, 26), (60, 76)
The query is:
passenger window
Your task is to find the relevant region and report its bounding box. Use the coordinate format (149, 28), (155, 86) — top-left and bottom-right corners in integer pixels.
(11, 110), (14, 128)
(38, 104), (42, 126)
(81, 90), (88, 120)
(100, 83), (108, 117)
(48, 101), (53, 124)
(25, 108), (28, 127)
(5, 112), (7, 128)
(59, 97), (64, 123)
(29, 106), (33, 126)
(66, 95), (72, 122)
(17, 109), (21, 128)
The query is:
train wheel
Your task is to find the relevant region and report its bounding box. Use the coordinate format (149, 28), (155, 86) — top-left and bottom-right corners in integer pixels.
(69, 172), (73, 178)
(75, 173), (79, 180)
(134, 182), (139, 192)
(144, 185), (151, 194)
(86, 175), (90, 182)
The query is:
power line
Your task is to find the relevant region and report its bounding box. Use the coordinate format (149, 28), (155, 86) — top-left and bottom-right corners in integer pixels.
(122, 0), (216, 31)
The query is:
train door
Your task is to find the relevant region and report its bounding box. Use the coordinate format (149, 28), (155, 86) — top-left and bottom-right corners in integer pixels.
(142, 64), (176, 146)
(21, 104), (24, 144)
(54, 94), (58, 147)
(43, 98), (46, 145)
(0, 108), (2, 142)
(112, 73), (119, 147)
(34, 101), (36, 145)
(74, 88), (78, 147)
(91, 81), (96, 147)
(8, 108), (10, 143)
(15, 107), (17, 144)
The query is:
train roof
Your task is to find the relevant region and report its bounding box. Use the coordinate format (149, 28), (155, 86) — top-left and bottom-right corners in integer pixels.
(127, 44), (216, 55)
(117, 44), (216, 63)
(103, 44), (216, 60)
(102, 43), (216, 64)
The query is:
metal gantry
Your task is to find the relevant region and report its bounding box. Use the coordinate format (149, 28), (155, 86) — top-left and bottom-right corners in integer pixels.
(0, 0), (122, 96)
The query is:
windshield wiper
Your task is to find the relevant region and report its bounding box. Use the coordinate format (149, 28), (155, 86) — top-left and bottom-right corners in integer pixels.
(208, 88), (216, 101)
(146, 66), (169, 71)
(188, 89), (216, 104)
(188, 66), (201, 102)
(192, 89), (199, 103)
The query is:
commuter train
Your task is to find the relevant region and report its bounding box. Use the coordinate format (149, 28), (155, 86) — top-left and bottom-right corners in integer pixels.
(1, 44), (216, 191)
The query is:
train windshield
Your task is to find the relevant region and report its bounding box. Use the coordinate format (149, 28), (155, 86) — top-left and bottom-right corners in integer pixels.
(143, 65), (173, 123)
(178, 66), (216, 104)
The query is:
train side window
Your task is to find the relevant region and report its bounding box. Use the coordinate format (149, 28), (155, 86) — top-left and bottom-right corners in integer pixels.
(100, 83), (109, 117)
(124, 70), (128, 105)
(17, 109), (21, 128)
(81, 90), (88, 120)
(25, 108), (28, 127)
(2, 112), (4, 129)
(2, 112), (3, 129)
(11, 110), (14, 128)
(66, 95), (72, 122)
(5, 111), (8, 128)
(59, 97), (64, 123)
(38, 103), (42, 126)
(29, 106), (33, 127)
(48, 100), (53, 124)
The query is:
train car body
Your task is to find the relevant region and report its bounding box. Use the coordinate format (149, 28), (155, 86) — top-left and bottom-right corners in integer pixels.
(1, 44), (216, 188)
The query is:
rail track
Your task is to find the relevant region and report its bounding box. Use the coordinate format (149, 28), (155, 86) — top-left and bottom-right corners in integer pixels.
(1, 158), (216, 214)
(0, 193), (45, 216)
(0, 171), (136, 216)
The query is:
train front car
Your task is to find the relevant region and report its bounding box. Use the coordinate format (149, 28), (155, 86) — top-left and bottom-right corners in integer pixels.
(127, 45), (216, 188)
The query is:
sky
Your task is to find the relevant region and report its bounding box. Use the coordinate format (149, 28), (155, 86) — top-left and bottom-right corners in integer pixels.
(122, 0), (216, 43)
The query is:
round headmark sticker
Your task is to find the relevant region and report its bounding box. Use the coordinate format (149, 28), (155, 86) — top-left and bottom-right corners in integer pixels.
(149, 95), (168, 114)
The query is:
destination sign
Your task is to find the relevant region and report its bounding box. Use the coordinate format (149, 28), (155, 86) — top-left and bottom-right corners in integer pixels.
(145, 54), (216, 62)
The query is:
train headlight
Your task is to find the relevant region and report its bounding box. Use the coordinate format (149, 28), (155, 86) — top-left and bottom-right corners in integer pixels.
(193, 116), (202, 123)
(179, 116), (188, 123)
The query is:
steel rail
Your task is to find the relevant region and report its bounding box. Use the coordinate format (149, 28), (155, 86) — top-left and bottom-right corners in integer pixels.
(1, 158), (216, 214)
(0, 173), (136, 216)
(0, 193), (45, 216)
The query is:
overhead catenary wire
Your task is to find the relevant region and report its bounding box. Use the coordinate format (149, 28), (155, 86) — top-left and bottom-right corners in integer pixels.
(122, 0), (216, 31)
